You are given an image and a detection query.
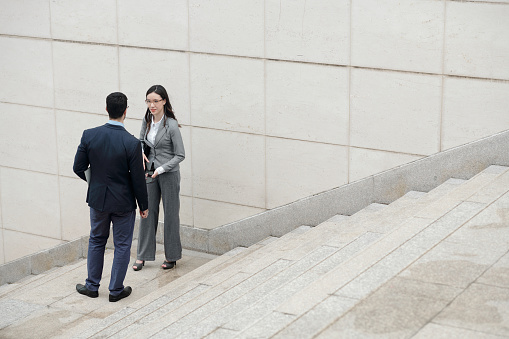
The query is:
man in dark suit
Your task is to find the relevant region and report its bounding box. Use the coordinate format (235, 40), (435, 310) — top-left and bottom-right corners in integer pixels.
(73, 92), (149, 302)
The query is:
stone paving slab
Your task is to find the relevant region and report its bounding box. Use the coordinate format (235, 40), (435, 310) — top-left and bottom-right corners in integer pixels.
(316, 277), (463, 339)
(478, 251), (509, 289)
(2, 166), (509, 338)
(237, 311), (297, 339)
(449, 190), (509, 249)
(174, 245), (341, 338)
(467, 168), (509, 204)
(273, 294), (357, 338)
(187, 225), (319, 288)
(0, 298), (45, 330)
(275, 216), (434, 316)
(128, 262), (285, 339)
(0, 259), (87, 299)
(336, 201), (487, 300)
(215, 232), (383, 334)
(118, 272), (254, 338)
(111, 243), (260, 317)
(277, 198), (487, 316)
(412, 322), (509, 339)
(55, 250), (219, 338)
(231, 190), (435, 274)
(415, 167), (509, 220)
(204, 327), (239, 339)
(151, 259), (293, 338)
(0, 243), (216, 339)
(433, 283), (509, 337)
(108, 285), (210, 339)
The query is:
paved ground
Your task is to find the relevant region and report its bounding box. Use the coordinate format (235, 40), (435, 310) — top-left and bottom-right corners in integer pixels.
(0, 241), (216, 339)
(1, 165), (509, 338)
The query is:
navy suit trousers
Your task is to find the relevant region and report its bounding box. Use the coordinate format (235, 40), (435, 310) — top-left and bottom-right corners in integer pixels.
(86, 208), (135, 296)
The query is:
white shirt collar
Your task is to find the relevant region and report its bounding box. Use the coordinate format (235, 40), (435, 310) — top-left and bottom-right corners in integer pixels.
(151, 116), (163, 126)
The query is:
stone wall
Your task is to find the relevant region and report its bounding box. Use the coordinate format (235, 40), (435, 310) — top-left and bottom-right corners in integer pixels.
(0, 0), (508, 264)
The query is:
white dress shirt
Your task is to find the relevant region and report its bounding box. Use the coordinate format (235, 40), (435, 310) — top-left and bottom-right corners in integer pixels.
(147, 117), (165, 175)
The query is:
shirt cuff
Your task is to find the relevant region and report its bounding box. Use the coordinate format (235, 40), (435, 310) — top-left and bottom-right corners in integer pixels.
(156, 166), (165, 174)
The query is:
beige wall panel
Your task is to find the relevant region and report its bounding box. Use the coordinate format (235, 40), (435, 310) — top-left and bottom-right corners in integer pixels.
(0, 0), (51, 38)
(119, 47), (190, 126)
(59, 176), (90, 241)
(350, 68), (441, 155)
(442, 77), (509, 150)
(190, 54), (264, 134)
(0, 103), (58, 174)
(351, 0), (444, 74)
(445, 2), (509, 80)
(0, 37), (54, 107)
(468, 0), (509, 2)
(349, 147), (422, 183)
(192, 128), (265, 207)
(0, 229), (4, 264)
(118, 0), (188, 50)
(179, 126), (192, 197)
(1, 168), (61, 239)
(265, 0), (350, 65)
(189, 0), (264, 57)
(0, 174), (2, 229)
(53, 41), (118, 115)
(266, 137), (348, 209)
(193, 198), (264, 230)
(3, 229), (63, 263)
(50, 0), (117, 44)
(180, 195), (194, 227)
(123, 117), (143, 137)
(266, 61), (349, 145)
(56, 110), (106, 178)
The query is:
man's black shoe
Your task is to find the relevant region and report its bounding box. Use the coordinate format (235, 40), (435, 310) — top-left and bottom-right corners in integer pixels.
(76, 284), (98, 298)
(109, 286), (132, 302)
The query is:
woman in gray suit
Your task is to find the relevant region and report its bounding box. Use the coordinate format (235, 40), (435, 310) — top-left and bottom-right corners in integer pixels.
(132, 85), (185, 271)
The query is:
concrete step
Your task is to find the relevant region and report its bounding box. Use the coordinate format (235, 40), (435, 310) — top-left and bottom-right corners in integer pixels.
(47, 226), (315, 339)
(89, 226), (317, 338)
(136, 166), (507, 338)
(0, 243), (218, 339)
(266, 166), (509, 338)
(161, 188), (468, 338)
(102, 178), (468, 337)
(1, 165), (508, 339)
(317, 185), (509, 338)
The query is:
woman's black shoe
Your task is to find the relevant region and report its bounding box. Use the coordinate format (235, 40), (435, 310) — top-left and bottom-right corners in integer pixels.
(161, 260), (176, 269)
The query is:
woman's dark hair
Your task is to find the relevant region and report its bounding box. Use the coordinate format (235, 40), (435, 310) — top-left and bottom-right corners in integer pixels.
(144, 85), (180, 131)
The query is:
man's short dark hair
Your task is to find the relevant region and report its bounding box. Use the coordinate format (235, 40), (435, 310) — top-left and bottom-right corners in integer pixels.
(106, 92), (128, 119)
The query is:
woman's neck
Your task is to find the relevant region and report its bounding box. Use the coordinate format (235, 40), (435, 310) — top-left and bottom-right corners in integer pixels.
(152, 112), (164, 123)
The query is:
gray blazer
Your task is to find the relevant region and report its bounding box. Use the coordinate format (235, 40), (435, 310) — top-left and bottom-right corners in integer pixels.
(140, 117), (185, 173)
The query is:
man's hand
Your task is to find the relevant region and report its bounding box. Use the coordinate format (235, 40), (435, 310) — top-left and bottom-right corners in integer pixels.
(140, 209), (149, 218)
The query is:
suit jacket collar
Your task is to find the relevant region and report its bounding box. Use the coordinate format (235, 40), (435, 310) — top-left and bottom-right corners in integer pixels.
(104, 123), (126, 131)
(153, 120), (167, 147)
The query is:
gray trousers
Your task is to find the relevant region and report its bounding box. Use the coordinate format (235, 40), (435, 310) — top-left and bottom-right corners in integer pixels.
(137, 170), (182, 262)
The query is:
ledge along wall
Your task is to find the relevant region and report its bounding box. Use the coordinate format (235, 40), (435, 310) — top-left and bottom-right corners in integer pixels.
(0, 1), (509, 265)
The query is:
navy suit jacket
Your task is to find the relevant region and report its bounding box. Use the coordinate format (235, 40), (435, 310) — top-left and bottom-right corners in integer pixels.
(73, 123), (148, 213)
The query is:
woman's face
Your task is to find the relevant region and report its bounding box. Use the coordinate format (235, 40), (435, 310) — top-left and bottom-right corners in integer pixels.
(146, 92), (166, 117)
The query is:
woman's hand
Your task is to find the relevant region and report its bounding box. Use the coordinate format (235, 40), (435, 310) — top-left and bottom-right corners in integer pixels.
(142, 154), (149, 170)
(151, 169), (159, 179)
